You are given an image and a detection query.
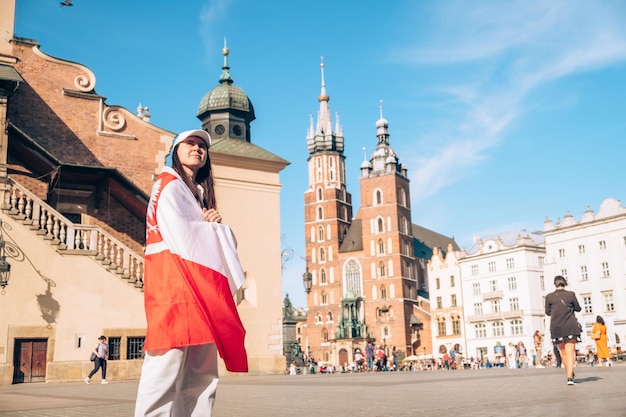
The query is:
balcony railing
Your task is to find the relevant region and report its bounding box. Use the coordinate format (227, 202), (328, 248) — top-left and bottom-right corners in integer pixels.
(1, 180), (144, 289)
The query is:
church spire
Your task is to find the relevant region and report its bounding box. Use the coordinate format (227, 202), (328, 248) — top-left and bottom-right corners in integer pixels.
(316, 56), (332, 136)
(219, 37), (233, 85)
(307, 57), (344, 154)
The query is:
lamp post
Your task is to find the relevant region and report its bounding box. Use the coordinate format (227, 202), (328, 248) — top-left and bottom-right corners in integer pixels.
(0, 222), (11, 294)
(302, 268), (312, 293)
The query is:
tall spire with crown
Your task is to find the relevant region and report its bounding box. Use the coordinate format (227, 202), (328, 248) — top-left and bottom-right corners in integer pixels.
(307, 57), (344, 154)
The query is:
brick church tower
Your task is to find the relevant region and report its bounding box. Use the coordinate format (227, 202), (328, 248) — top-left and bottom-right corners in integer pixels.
(302, 62), (447, 368)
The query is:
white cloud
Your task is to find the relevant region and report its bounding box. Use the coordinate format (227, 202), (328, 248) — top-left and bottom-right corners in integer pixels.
(397, 0), (626, 203)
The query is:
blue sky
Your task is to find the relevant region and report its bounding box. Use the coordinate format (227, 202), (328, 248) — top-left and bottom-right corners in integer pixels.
(14, 0), (626, 308)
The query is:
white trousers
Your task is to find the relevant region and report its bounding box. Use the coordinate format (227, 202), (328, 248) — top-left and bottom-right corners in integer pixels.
(134, 344), (218, 417)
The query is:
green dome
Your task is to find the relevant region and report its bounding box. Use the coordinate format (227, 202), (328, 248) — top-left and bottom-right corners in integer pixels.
(197, 82), (255, 116)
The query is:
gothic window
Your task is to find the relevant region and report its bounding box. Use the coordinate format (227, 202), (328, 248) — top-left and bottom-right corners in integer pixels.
(317, 187), (323, 201)
(322, 328), (329, 343)
(315, 313), (322, 323)
(329, 158), (335, 181)
(320, 268), (327, 284)
(344, 259), (363, 296)
(380, 285), (387, 299)
(321, 291), (328, 305)
(375, 189), (383, 206)
(437, 318), (446, 336)
(377, 239), (385, 255)
(318, 226), (324, 241)
(378, 261), (386, 278)
(317, 206), (323, 220)
(452, 316), (461, 335)
(399, 188), (407, 207)
(327, 312), (333, 322)
(400, 216), (408, 234)
(319, 247), (326, 262)
(377, 218), (384, 233)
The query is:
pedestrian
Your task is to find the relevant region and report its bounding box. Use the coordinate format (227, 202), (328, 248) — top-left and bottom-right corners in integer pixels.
(517, 341), (527, 368)
(365, 341), (374, 371)
(289, 361), (297, 375)
(85, 335), (108, 384)
(591, 315), (612, 367)
(134, 129), (248, 417)
(533, 330), (543, 367)
(545, 275), (582, 385)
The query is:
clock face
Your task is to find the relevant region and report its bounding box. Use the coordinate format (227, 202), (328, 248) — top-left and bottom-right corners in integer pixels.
(214, 124), (225, 135)
(232, 125), (242, 136)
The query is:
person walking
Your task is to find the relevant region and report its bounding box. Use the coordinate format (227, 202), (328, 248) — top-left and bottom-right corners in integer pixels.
(591, 315), (612, 367)
(85, 335), (108, 384)
(517, 342), (528, 368)
(533, 331), (543, 367)
(134, 129), (248, 417)
(545, 275), (581, 385)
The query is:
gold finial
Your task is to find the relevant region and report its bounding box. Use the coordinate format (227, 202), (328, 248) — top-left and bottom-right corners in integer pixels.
(222, 37), (230, 56)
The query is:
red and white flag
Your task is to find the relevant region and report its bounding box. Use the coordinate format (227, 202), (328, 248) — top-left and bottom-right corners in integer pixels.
(144, 167), (248, 372)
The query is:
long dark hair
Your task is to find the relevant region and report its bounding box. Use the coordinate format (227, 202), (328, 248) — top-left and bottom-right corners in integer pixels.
(171, 145), (217, 210)
(596, 315), (605, 325)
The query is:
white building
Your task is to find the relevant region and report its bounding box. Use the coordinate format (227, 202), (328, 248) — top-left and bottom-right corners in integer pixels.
(543, 197), (626, 351)
(428, 244), (466, 359)
(459, 231), (546, 364)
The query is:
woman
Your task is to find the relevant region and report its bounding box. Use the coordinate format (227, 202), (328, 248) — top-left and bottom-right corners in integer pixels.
(533, 330), (543, 367)
(545, 275), (581, 385)
(591, 316), (612, 367)
(135, 129), (248, 416)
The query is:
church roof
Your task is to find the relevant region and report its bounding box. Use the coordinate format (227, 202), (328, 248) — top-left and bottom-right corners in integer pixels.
(338, 218), (458, 258)
(197, 41), (255, 119)
(338, 218), (363, 252)
(210, 137), (288, 165)
(411, 223), (460, 259)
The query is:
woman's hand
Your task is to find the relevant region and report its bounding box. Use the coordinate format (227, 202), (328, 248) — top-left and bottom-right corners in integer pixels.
(202, 208), (222, 223)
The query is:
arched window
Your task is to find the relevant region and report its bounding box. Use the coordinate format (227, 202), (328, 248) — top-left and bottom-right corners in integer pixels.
(319, 247), (326, 262)
(329, 158), (335, 181)
(345, 259), (363, 296)
(317, 187), (323, 201)
(321, 291), (327, 305)
(452, 316), (461, 335)
(322, 328), (329, 343)
(327, 312), (333, 322)
(399, 188), (407, 207)
(380, 285), (387, 299)
(318, 226), (324, 241)
(377, 218), (384, 233)
(320, 268), (327, 284)
(375, 190), (382, 206)
(379, 261), (386, 278)
(437, 318), (447, 336)
(315, 313), (322, 323)
(377, 239), (385, 255)
(317, 207), (323, 220)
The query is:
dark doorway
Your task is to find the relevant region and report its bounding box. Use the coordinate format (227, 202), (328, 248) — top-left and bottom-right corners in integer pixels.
(13, 339), (47, 384)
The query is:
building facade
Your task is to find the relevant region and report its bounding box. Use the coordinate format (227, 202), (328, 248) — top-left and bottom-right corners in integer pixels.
(428, 244), (466, 360)
(302, 63), (457, 368)
(0, 0), (288, 384)
(543, 197), (626, 350)
(459, 231), (546, 364)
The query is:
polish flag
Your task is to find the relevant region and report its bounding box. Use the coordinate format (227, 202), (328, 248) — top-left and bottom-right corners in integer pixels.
(144, 167), (248, 372)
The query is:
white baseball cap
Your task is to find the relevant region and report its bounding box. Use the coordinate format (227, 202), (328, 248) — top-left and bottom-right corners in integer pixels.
(173, 129), (211, 148)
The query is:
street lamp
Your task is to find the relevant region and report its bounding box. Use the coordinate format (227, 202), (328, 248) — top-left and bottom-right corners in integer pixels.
(302, 268), (312, 293)
(0, 223), (11, 294)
